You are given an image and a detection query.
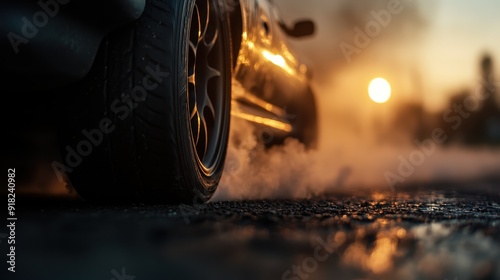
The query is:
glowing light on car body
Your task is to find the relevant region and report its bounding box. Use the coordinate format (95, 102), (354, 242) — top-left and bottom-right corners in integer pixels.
(261, 50), (295, 76)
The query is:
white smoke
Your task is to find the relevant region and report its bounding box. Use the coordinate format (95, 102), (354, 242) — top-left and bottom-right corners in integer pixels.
(212, 81), (500, 201)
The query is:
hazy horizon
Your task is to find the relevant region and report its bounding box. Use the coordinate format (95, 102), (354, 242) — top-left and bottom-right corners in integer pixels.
(275, 0), (500, 112)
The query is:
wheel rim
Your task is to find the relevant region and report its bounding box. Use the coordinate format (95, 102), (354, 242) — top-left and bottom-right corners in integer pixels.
(188, 0), (226, 174)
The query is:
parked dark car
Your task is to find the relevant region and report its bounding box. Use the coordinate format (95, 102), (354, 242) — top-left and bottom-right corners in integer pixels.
(1, 0), (317, 203)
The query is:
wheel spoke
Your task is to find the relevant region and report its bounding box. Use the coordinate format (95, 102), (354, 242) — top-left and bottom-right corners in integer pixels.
(190, 5), (201, 45)
(194, 112), (201, 144)
(205, 0), (210, 32)
(206, 65), (221, 80)
(195, 0), (209, 42)
(190, 101), (198, 120)
(188, 41), (197, 58)
(188, 42), (197, 76)
(203, 89), (216, 117)
(204, 28), (219, 52)
(188, 74), (196, 85)
(200, 113), (209, 156)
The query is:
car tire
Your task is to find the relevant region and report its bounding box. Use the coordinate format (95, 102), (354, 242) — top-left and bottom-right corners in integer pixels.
(58, 0), (232, 204)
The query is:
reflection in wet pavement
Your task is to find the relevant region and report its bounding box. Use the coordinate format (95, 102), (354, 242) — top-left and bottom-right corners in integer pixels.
(14, 191), (500, 280)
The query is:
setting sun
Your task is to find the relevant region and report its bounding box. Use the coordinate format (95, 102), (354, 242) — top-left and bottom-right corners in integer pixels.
(368, 78), (392, 104)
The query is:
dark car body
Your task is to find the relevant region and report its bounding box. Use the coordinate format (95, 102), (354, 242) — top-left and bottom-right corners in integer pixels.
(1, 0), (313, 136)
(1, 0), (146, 89)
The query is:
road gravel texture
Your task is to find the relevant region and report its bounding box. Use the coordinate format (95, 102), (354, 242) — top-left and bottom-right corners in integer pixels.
(6, 189), (500, 280)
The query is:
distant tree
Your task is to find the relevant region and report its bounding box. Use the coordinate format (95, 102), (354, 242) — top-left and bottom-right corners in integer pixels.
(441, 90), (473, 145)
(480, 54), (497, 113)
(478, 54), (500, 144)
(440, 54), (500, 145)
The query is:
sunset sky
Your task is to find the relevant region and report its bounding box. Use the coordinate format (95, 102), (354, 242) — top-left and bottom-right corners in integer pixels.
(421, 0), (500, 110)
(276, 0), (500, 111)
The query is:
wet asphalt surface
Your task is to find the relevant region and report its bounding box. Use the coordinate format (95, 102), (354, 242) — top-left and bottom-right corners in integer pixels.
(3, 187), (500, 280)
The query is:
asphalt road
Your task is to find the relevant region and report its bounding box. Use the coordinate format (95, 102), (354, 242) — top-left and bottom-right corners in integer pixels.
(2, 188), (499, 280)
